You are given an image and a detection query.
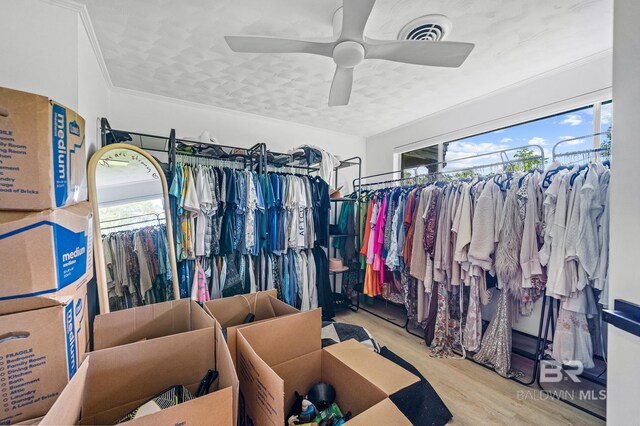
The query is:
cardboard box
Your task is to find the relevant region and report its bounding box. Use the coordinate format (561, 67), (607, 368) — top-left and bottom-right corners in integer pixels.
(0, 283), (88, 425)
(203, 290), (299, 367)
(93, 298), (216, 351)
(0, 202), (93, 303)
(236, 310), (420, 425)
(40, 326), (238, 426)
(0, 87), (87, 211)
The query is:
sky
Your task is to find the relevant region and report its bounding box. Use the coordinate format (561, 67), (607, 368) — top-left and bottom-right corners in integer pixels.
(410, 102), (612, 174)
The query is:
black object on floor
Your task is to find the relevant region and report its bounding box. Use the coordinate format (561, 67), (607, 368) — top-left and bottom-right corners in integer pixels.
(379, 346), (453, 426)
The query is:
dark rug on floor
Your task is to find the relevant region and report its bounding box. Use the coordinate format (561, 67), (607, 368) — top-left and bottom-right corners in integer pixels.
(379, 346), (453, 426)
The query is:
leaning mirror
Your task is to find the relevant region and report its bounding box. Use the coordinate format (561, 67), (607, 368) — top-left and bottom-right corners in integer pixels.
(88, 143), (179, 313)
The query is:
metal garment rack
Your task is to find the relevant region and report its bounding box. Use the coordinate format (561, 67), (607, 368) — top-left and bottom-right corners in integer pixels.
(533, 143), (611, 421)
(329, 157), (362, 314)
(101, 212), (166, 232)
(534, 296), (607, 421)
(551, 131), (609, 163)
(351, 145), (548, 377)
(100, 118), (269, 296)
(262, 148), (363, 316)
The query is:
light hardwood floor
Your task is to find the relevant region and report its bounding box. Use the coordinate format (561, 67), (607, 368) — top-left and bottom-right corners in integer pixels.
(335, 309), (605, 426)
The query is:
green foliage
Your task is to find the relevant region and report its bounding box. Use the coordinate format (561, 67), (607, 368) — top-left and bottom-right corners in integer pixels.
(600, 126), (612, 160)
(506, 147), (543, 172)
(452, 169), (475, 180)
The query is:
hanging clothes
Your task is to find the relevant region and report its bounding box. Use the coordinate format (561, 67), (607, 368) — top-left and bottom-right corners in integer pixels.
(102, 225), (173, 311)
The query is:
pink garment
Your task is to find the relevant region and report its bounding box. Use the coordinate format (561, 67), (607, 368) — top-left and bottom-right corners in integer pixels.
(373, 195), (388, 282)
(191, 259), (210, 302)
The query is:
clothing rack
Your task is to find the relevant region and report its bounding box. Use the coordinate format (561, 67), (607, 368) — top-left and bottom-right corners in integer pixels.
(530, 147), (611, 421)
(101, 213), (166, 231)
(351, 144), (547, 380)
(329, 157), (362, 314)
(551, 131), (609, 162)
(354, 145), (545, 189)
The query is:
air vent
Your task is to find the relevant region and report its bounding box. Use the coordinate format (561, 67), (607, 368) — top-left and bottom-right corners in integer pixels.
(406, 24), (444, 41)
(398, 15), (452, 42)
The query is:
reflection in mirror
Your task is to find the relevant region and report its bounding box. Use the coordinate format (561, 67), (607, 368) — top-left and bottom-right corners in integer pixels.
(90, 144), (179, 313)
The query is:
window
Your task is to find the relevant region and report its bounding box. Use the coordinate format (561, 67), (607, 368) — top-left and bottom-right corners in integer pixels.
(401, 100), (612, 175)
(99, 198), (165, 232)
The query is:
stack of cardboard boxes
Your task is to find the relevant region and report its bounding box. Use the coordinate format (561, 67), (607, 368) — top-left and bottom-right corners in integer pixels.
(0, 86), (422, 425)
(0, 87), (93, 424)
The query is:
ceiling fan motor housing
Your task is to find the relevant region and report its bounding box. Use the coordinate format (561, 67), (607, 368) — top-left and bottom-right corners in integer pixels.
(333, 41), (365, 68)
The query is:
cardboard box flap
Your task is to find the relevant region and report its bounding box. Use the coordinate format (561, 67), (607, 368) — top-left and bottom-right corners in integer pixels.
(0, 294), (66, 316)
(190, 300), (217, 330)
(0, 202), (94, 225)
(82, 328), (216, 418)
(269, 295), (300, 316)
(204, 290), (278, 328)
(348, 398), (413, 426)
(126, 387), (233, 426)
(0, 209), (50, 225)
(324, 339), (419, 395)
(93, 299), (215, 350)
(40, 359), (90, 426)
(215, 323), (239, 425)
(237, 309), (321, 367)
(236, 329), (286, 424)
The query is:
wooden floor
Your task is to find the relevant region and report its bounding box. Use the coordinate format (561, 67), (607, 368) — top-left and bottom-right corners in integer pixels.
(335, 308), (605, 426)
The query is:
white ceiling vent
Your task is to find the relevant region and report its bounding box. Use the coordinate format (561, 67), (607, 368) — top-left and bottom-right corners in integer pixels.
(398, 15), (453, 41)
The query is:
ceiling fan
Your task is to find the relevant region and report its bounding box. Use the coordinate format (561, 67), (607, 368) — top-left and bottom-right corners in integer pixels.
(225, 0), (474, 107)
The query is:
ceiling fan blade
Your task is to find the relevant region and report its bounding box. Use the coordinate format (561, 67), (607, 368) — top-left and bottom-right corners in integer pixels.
(328, 66), (354, 107)
(224, 36), (334, 57)
(340, 0), (376, 41)
(365, 39), (475, 67)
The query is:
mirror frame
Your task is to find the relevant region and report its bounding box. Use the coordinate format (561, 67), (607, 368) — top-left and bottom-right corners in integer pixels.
(88, 143), (180, 313)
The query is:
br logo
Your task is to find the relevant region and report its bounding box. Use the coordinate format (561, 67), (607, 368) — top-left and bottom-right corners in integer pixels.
(540, 360), (583, 383)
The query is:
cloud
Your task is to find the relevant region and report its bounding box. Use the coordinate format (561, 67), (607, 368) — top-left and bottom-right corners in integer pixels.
(442, 141), (508, 171)
(500, 137), (513, 143)
(601, 107), (612, 126)
(447, 141), (509, 154)
(559, 114), (583, 126)
(492, 129), (505, 134)
(528, 137), (546, 146)
(558, 135), (585, 146)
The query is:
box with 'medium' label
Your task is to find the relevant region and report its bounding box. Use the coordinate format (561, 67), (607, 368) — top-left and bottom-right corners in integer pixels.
(0, 283), (88, 425)
(0, 202), (93, 303)
(0, 86), (87, 211)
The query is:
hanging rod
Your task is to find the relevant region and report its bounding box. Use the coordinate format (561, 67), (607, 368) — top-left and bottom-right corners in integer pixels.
(355, 144), (545, 188)
(100, 212), (164, 224)
(551, 131), (609, 160)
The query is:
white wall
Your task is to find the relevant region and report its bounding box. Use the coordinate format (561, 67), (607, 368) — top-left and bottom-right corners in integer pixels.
(77, 16), (110, 157)
(366, 52), (613, 175)
(607, 0), (640, 422)
(0, 0), (79, 109)
(108, 89), (366, 192)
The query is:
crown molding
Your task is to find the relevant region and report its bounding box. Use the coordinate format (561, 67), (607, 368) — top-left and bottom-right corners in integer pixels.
(42, 0), (113, 88)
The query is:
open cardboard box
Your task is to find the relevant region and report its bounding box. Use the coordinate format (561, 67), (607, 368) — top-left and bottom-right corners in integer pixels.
(93, 298), (214, 350)
(203, 290), (299, 366)
(236, 309), (419, 425)
(40, 325), (238, 425)
(0, 283), (88, 425)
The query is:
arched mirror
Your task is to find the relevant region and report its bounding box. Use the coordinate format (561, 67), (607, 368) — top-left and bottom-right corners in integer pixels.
(88, 143), (179, 313)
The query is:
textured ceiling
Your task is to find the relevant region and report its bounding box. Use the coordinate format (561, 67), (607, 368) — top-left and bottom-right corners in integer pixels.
(79, 0), (612, 137)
